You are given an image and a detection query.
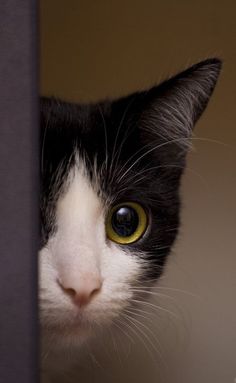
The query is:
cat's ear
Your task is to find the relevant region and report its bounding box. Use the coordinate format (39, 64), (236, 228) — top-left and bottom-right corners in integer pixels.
(136, 58), (222, 153)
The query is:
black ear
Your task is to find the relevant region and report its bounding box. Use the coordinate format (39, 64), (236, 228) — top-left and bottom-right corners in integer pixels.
(137, 58), (222, 152)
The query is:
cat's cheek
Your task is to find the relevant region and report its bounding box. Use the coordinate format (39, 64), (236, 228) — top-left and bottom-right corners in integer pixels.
(98, 245), (144, 303)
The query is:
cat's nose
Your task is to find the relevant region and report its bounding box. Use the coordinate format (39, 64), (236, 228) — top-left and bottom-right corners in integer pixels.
(58, 275), (103, 307)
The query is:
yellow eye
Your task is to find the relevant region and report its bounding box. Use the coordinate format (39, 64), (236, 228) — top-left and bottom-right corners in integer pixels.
(106, 202), (148, 244)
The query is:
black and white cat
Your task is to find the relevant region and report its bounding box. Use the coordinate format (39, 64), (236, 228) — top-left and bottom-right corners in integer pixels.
(40, 58), (221, 381)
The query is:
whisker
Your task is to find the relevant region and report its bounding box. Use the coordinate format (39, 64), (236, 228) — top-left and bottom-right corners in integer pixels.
(112, 319), (136, 345)
(130, 298), (179, 319)
(107, 325), (124, 367)
(115, 136), (230, 185)
(117, 138), (188, 183)
(116, 316), (158, 366)
(98, 105), (108, 173)
(124, 309), (165, 355)
(41, 102), (53, 173)
(132, 284), (200, 299)
(130, 288), (181, 302)
(121, 312), (166, 371)
(109, 96), (136, 183)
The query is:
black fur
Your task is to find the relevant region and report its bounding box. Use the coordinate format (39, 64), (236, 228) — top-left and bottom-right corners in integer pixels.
(40, 58), (221, 279)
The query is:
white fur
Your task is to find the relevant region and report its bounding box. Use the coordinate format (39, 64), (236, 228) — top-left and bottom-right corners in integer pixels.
(39, 158), (142, 377)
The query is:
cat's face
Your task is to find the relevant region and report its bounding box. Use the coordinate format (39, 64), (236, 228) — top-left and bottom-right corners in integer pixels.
(40, 161), (144, 343)
(39, 59), (221, 355)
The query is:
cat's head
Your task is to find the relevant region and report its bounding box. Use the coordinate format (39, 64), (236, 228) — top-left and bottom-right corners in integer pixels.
(39, 59), (221, 350)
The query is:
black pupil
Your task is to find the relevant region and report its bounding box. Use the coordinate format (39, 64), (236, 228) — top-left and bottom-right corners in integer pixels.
(111, 206), (139, 237)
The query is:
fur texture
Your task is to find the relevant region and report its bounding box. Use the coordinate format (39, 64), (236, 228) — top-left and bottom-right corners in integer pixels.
(40, 58), (221, 380)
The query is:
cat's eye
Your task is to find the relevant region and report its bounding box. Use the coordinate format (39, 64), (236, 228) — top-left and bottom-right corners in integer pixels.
(106, 202), (148, 244)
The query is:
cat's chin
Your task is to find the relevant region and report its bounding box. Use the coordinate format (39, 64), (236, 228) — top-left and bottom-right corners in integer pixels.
(41, 306), (113, 347)
(41, 313), (95, 340)
(42, 322), (92, 344)
(41, 320), (95, 370)
(41, 326), (92, 376)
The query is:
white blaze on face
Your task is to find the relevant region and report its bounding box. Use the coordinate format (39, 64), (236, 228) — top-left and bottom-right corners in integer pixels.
(55, 165), (104, 300)
(39, 159), (142, 340)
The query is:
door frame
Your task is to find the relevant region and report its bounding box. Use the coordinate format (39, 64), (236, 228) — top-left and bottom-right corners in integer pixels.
(0, 1), (38, 382)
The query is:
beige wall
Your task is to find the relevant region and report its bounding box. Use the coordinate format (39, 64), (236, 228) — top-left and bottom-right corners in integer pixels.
(40, 1), (236, 382)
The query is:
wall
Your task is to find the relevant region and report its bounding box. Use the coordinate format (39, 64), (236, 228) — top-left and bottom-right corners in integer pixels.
(40, 1), (236, 382)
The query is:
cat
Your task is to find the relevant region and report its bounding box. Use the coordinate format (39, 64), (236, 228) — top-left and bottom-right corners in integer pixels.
(40, 58), (221, 381)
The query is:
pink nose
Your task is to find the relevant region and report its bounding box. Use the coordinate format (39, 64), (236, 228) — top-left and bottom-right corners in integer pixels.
(58, 275), (102, 307)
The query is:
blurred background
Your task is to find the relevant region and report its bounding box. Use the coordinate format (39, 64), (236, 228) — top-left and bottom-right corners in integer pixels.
(40, 1), (236, 382)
